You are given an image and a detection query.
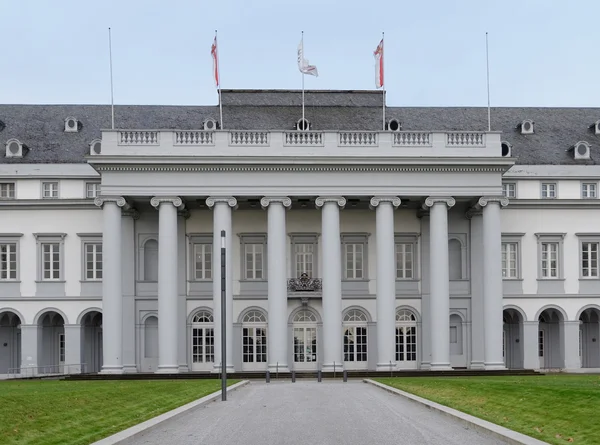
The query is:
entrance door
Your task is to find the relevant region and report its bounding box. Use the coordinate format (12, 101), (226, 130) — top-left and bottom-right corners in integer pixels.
(343, 327), (367, 369)
(396, 326), (417, 369)
(293, 327), (317, 370)
(191, 326), (214, 372)
(242, 327), (267, 371)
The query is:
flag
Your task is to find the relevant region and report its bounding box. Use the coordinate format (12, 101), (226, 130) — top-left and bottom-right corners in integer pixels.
(298, 40), (318, 76)
(374, 39), (384, 89)
(211, 36), (220, 87)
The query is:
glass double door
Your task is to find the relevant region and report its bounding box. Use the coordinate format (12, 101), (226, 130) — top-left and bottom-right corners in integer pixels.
(293, 326), (317, 370)
(242, 327), (267, 371)
(343, 326), (367, 369)
(191, 327), (214, 372)
(396, 326), (417, 369)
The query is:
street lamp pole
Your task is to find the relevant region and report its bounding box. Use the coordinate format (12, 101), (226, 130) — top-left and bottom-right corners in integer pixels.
(221, 230), (227, 401)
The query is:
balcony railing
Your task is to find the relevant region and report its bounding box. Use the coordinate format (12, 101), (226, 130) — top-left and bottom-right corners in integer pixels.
(287, 274), (322, 292)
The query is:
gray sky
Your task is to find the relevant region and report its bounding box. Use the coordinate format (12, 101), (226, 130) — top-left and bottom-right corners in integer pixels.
(2, 0), (599, 107)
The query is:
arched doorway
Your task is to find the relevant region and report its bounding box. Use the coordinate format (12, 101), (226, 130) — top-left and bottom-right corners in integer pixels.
(142, 315), (158, 372)
(343, 308), (368, 370)
(503, 309), (524, 369)
(579, 308), (600, 368)
(190, 310), (214, 372)
(292, 309), (318, 370)
(0, 311), (21, 374)
(538, 308), (564, 369)
(396, 308), (418, 369)
(241, 310), (267, 371)
(38, 311), (65, 374)
(449, 313), (466, 368)
(81, 311), (102, 373)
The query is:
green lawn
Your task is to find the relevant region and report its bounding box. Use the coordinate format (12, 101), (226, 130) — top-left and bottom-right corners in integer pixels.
(0, 379), (235, 445)
(375, 375), (600, 445)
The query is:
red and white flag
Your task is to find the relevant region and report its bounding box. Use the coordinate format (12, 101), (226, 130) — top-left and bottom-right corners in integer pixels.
(211, 36), (220, 87)
(298, 39), (318, 77)
(374, 39), (384, 89)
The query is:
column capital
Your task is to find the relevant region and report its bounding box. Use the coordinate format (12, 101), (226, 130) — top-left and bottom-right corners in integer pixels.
(260, 196), (292, 209)
(370, 196), (401, 209)
(206, 196), (237, 209)
(315, 196), (346, 208)
(478, 196), (509, 208)
(94, 196), (129, 209)
(150, 196), (183, 209)
(423, 196), (455, 209)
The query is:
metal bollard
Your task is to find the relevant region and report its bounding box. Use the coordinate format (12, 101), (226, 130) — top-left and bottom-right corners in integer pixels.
(292, 370), (296, 383)
(317, 370), (322, 382)
(343, 369), (347, 382)
(266, 370), (270, 383)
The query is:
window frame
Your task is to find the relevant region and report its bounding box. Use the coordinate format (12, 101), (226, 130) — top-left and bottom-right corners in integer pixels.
(395, 233), (419, 280)
(289, 233), (319, 278)
(34, 233), (66, 282)
(581, 182), (598, 199)
(0, 182), (16, 199)
(540, 182), (557, 199)
(341, 233), (369, 281)
(0, 233), (22, 281)
(502, 182), (517, 199)
(187, 234), (213, 282)
(501, 233), (524, 280)
(576, 233), (600, 279)
(535, 233), (565, 280)
(239, 233), (267, 281)
(41, 181), (59, 199)
(77, 233), (102, 281)
(85, 182), (101, 199)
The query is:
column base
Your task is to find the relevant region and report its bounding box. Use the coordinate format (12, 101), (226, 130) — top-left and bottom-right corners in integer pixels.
(212, 364), (235, 373)
(268, 363), (290, 373)
(429, 362), (453, 371)
(470, 360), (486, 370)
(322, 362), (344, 372)
(178, 364), (190, 373)
(484, 362), (507, 371)
(155, 365), (180, 374)
(100, 365), (124, 374)
(376, 362), (397, 372)
(122, 364), (138, 373)
(420, 361), (431, 371)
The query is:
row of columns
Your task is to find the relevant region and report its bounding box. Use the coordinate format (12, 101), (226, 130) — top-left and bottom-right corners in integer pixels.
(96, 194), (507, 373)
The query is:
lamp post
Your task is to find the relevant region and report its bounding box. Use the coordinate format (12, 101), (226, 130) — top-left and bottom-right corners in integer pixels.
(221, 230), (227, 401)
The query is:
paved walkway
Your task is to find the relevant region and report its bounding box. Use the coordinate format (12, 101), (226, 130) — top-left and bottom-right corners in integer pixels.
(126, 381), (508, 445)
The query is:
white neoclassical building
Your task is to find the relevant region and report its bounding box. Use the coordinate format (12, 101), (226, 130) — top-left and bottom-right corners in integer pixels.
(0, 90), (599, 375)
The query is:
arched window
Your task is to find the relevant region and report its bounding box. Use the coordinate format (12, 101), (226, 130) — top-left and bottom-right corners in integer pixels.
(192, 311), (213, 323)
(191, 310), (214, 371)
(243, 310), (267, 323)
(292, 310), (318, 367)
(344, 309), (368, 323)
(144, 239), (158, 281)
(396, 309), (416, 322)
(396, 308), (417, 368)
(242, 310), (267, 369)
(343, 309), (368, 367)
(293, 310), (317, 323)
(448, 239), (462, 280)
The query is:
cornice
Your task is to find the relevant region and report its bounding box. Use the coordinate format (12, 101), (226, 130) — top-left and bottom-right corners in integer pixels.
(0, 199), (98, 210)
(507, 199), (600, 209)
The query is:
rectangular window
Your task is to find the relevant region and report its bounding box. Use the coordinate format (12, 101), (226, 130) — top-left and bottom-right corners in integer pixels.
(541, 183), (556, 199)
(501, 242), (518, 278)
(538, 330), (544, 357)
(581, 242), (599, 278)
(86, 183), (100, 198)
(0, 243), (17, 280)
(84, 243), (103, 280)
(344, 243), (364, 279)
(295, 243), (314, 277)
(42, 243), (61, 280)
(541, 242), (558, 278)
(42, 182), (59, 199)
(0, 183), (15, 199)
(193, 244), (212, 280)
(244, 243), (264, 280)
(502, 183), (516, 198)
(396, 243), (413, 279)
(582, 183), (597, 199)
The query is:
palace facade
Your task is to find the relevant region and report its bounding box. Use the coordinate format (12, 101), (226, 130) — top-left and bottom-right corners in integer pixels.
(0, 90), (599, 375)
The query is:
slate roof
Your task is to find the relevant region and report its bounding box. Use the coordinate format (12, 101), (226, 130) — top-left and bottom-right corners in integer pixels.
(1, 89), (599, 165)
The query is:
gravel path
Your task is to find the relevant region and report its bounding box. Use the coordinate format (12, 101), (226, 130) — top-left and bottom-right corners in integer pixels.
(125, 380), (508, 445)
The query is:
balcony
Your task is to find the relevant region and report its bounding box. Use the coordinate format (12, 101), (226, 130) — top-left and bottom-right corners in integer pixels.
(288, 274), (322, 292)
(99, 129), (502, 159)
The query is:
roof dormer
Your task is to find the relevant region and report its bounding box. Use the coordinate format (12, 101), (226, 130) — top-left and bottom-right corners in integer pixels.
(519, 119), (534, 135)
(5, 138), (23, 158)
(64, 116), (80, 133)
(572, 141), (591, 160)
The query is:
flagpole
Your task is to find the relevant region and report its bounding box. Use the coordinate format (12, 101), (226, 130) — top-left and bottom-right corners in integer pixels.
(216, 30), (224, 129)
(108, 27), (115, 130)
(301, 31), (305, 126)
(486, 32), (491, 132)
(381, 32), (385, 131)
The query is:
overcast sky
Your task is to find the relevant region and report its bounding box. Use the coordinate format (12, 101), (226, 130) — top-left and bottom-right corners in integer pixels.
(2, 0), (599, 107)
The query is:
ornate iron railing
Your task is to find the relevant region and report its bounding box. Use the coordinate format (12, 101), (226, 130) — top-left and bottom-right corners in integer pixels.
(287, 273), (322, 292)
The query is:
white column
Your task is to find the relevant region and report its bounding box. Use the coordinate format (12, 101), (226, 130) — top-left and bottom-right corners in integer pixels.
(261, 197), (292, 373)
(64, 324), (82, 374)
(315, 196), (346, 371)
(151, 196), (182, 373)
(20, 324), (39, 376)
(563, 321), (582, 370)
(467, 209), (485, 369)
(479, 197), (509, 370)
(95, 196), (127, 374)
(206, 196), (237, 372)
(370, 196), (401, 371)
(424, 197), (455, 370)
(522, 321), (540, 370)
(121, 210), (138, 373)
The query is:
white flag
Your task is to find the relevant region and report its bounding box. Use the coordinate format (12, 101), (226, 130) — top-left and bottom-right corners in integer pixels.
(297, 40), (318, 76)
